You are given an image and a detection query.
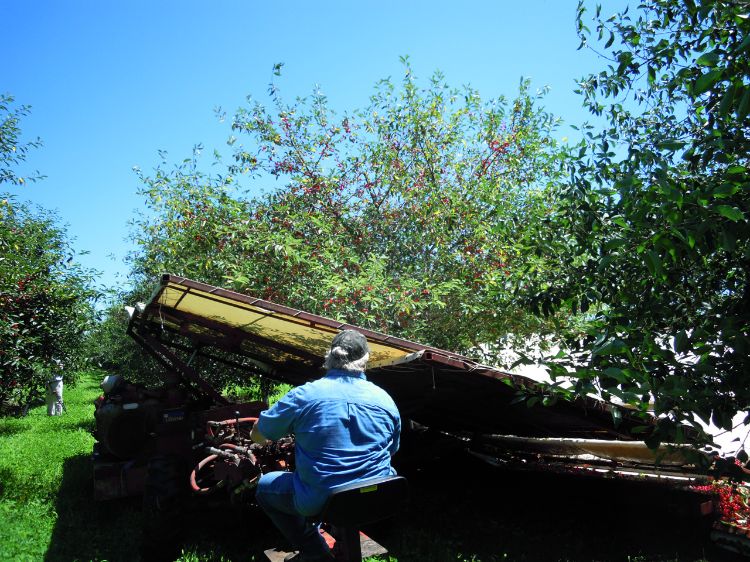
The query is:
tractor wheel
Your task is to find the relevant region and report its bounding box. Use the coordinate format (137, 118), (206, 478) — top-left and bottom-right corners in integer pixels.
(140, 455), (187, 561)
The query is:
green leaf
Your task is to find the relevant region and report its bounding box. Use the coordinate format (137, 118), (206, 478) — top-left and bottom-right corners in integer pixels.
(597, 254), (615, 271)
(657, 140), (685, 152)
(715, 205), (745, 222)
(727, 165), (747, 176)
(604, 367), (629, 383)
(735, 33), (750, 54)
(719, 230), (736, 251)
(611, 407), (622, 427)
(674, 330), (689, 353)
(594, 339), (628, 357)
(718, 84), (735, 116)
(644, 433), (662, 450)
(644, 250), (664, 278)
(580, 295), (589, 313)
(712, 409), (733, 431)
(712, 182), (739, 199)
(693, 69), (723, 95)
(695, 51), (720, 67)
(737, 88), (750, 121)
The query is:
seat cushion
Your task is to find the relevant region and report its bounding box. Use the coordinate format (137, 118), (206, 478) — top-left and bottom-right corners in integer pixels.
(319, 475), (409, 526)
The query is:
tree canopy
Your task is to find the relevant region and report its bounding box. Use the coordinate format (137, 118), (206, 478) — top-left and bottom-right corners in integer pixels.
(521, 0), (750, 445)
(128, 63), (569, 362)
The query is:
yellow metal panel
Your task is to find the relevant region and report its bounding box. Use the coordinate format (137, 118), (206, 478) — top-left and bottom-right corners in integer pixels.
(157, 282), (410, 365)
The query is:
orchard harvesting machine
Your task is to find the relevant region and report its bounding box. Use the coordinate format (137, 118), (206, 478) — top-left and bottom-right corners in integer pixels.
(92, 275), (750, 557)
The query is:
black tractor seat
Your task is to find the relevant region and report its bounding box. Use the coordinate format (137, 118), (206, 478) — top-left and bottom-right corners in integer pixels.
(264, 475), (409, 562)
(317, 474), (409, 561)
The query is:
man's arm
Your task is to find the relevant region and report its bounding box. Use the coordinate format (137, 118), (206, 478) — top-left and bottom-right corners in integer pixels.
(254, 386), (304, 441)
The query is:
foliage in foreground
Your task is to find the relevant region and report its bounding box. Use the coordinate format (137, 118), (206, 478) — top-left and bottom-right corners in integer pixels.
(521, 0), (750, 445)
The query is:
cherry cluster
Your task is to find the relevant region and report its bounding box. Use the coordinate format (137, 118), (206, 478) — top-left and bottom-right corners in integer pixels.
(693, 481), (750, 524)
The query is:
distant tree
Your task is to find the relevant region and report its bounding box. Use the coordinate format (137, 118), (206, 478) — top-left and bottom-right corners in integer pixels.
(84, 298), (165, 386)
(0, 98), (97, 411)
(522, 0), (750, 445)
(129, 63), (569, 358)
(0, 198), (98, 408)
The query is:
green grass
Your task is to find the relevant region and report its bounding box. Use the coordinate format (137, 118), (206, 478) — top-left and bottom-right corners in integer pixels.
(0, 372), (733, 561)
(0, 372), (101, 561)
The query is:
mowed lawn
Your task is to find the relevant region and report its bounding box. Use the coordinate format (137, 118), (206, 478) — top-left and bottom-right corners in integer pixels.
(0, 371), (737, 562)
(0, 372), (142, 561)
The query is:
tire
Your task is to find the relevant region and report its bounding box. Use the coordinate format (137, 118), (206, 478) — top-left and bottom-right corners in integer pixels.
(140, 455), (187, 562)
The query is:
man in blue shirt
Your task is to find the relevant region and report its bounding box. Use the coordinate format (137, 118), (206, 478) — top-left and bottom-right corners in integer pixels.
(251, 329), (401, 562)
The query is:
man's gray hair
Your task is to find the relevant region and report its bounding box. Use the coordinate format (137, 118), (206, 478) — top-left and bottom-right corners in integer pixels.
(322, 329), (370, 372)
(323, 348), (370, 372)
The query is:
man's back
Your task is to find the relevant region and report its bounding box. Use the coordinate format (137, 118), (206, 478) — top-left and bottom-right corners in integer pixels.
(253, 329), (400, 561)
(257, 369), (400, 515)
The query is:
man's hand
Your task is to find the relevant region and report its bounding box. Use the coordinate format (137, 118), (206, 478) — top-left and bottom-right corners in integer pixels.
(249, 422), (271, 445)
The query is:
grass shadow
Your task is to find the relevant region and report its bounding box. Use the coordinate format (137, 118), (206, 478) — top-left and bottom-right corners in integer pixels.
(44, 454), (142, 562)
(41, 448), (749, 562)
(161, 449), (748, 562)
(171, 501), (284, 561)
(0, 467), (13, 496)
(44, 453), (286, 562)
(0, 423), (29, 437)
(57, 417), (96, 433)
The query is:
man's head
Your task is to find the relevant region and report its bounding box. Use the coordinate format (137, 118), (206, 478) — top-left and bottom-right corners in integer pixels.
(323, 329), (370, 372)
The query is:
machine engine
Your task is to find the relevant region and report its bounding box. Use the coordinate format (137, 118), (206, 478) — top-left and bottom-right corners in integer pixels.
(92, 373), (294, 503)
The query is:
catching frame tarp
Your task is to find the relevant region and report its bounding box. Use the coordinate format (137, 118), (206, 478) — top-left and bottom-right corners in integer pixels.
(128, 274), (657, 442)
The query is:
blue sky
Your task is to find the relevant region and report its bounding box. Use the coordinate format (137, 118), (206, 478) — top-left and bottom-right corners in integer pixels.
(3, 1), (611, 291)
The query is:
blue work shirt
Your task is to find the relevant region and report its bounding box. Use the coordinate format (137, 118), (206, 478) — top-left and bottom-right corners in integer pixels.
(256, 369), (401, 516)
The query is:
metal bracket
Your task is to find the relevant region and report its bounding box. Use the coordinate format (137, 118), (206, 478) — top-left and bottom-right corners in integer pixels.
(131, 327), (229, 406)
